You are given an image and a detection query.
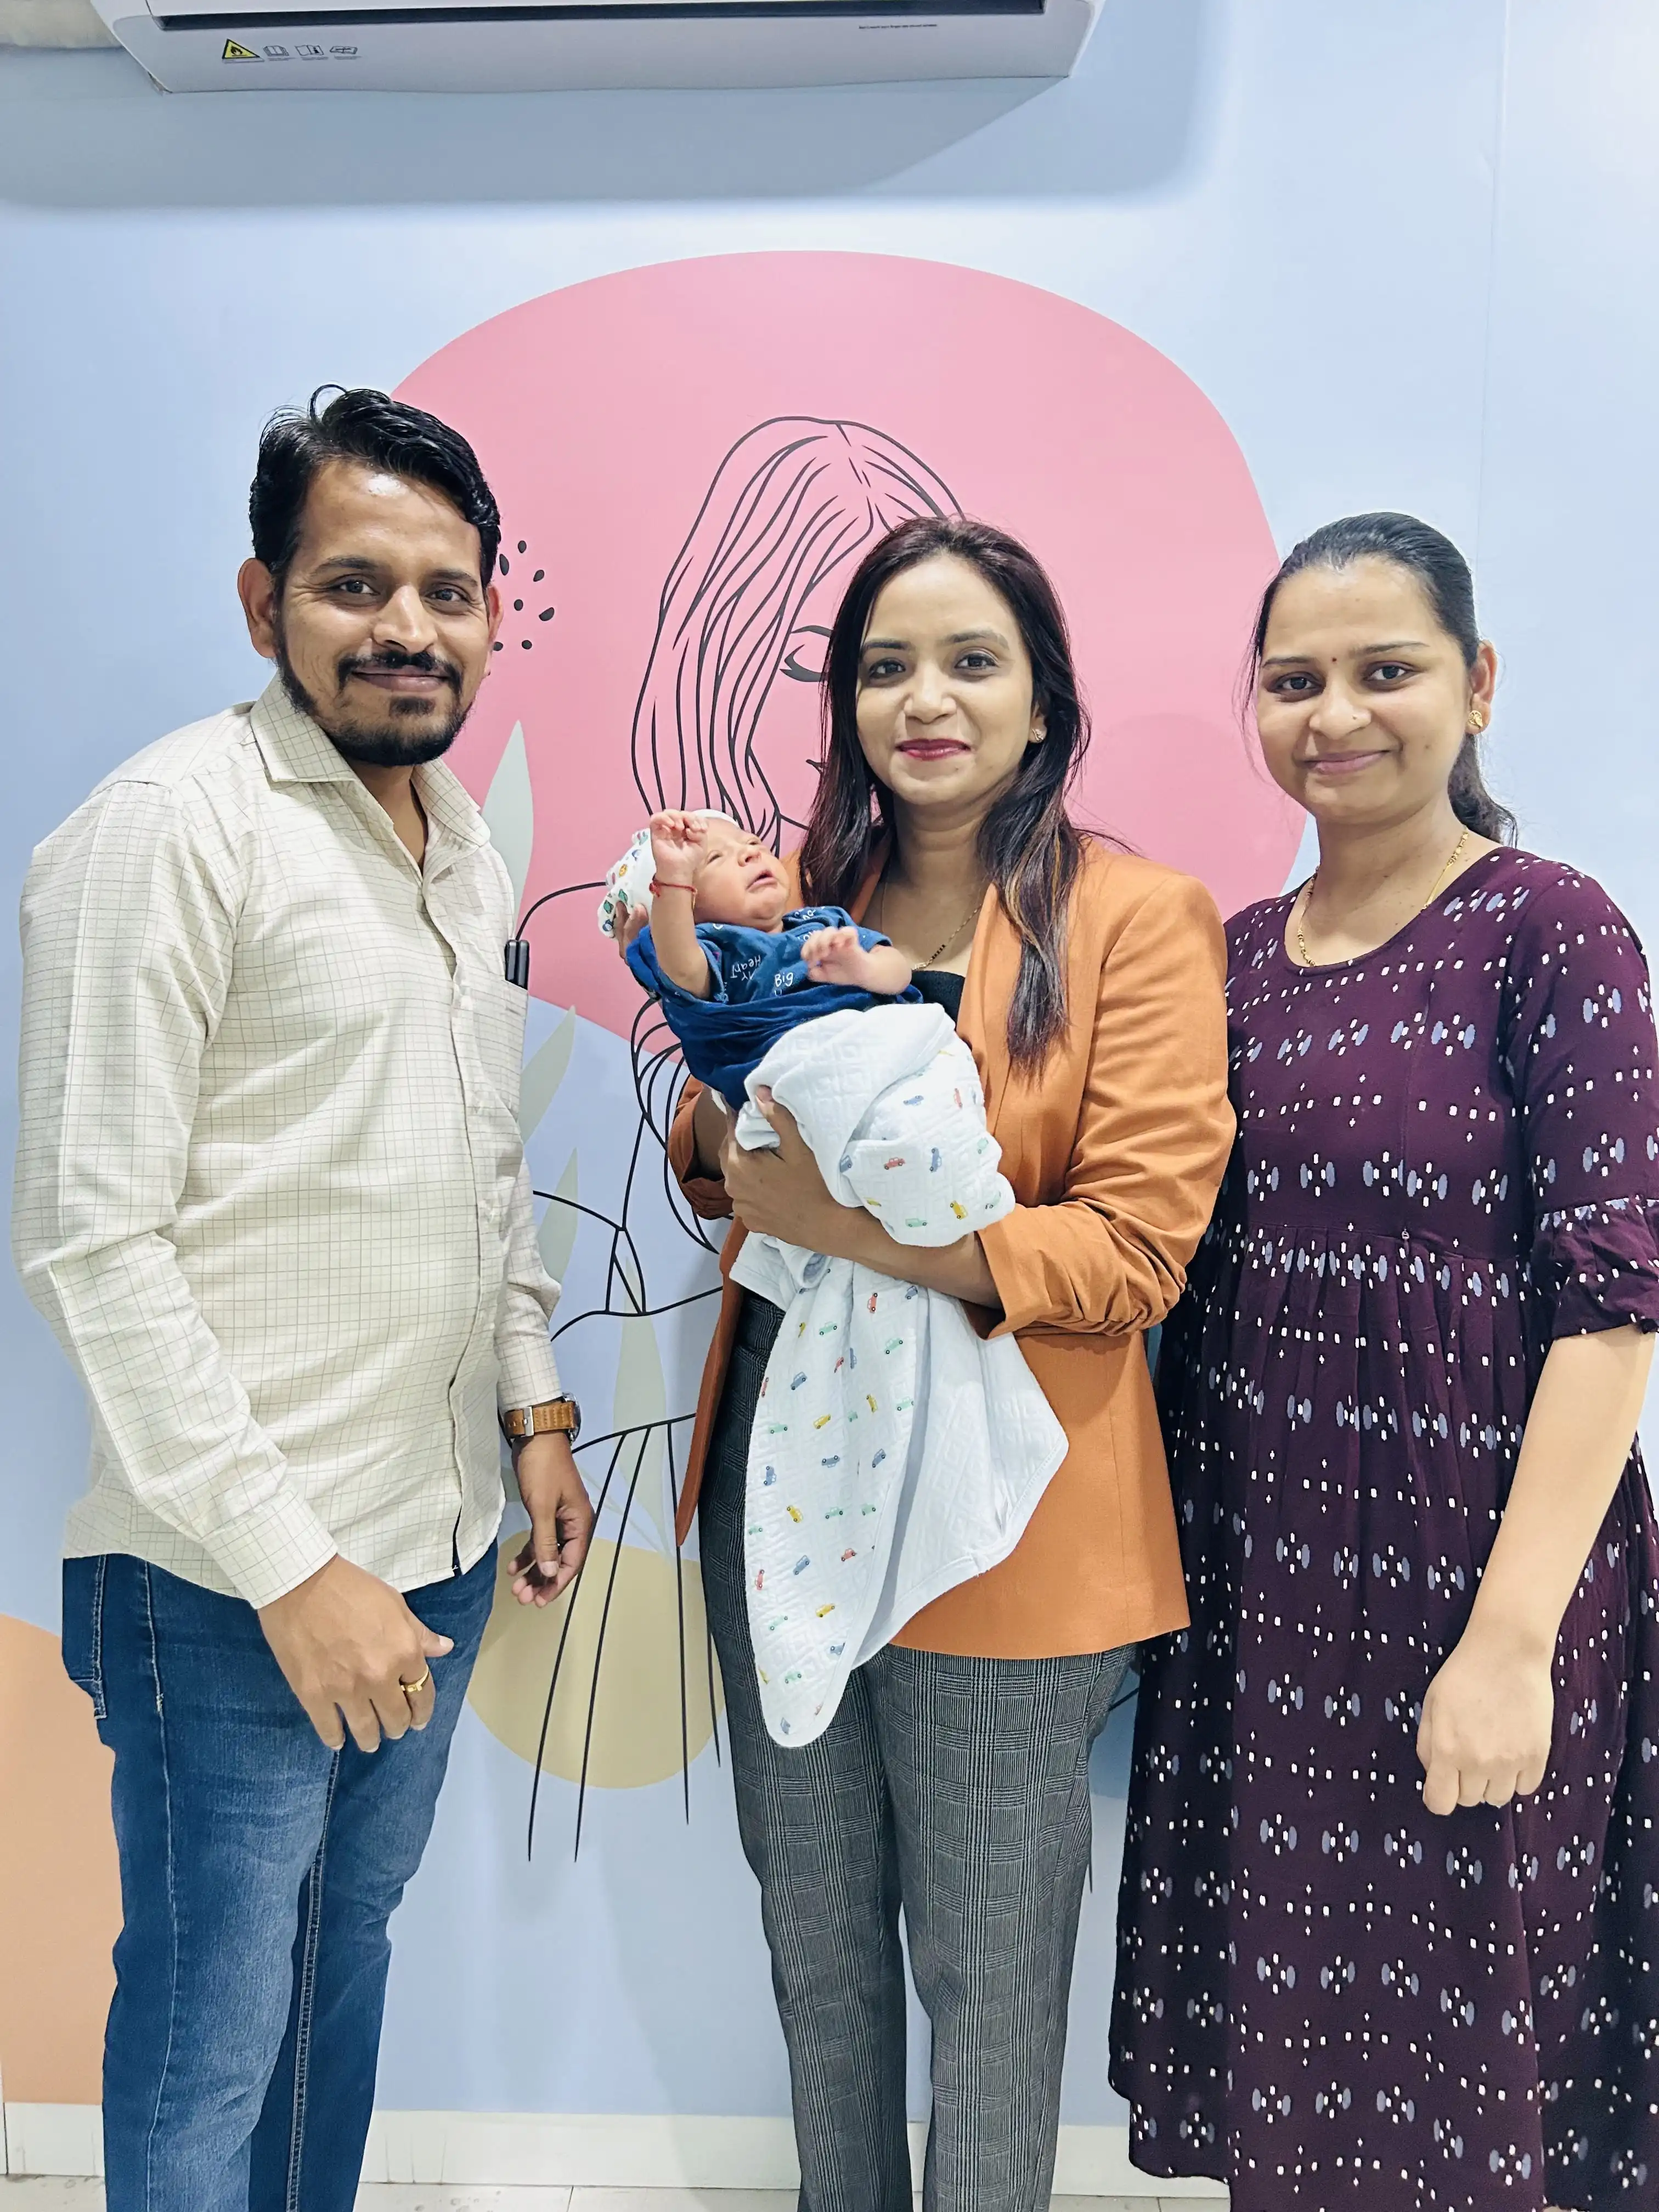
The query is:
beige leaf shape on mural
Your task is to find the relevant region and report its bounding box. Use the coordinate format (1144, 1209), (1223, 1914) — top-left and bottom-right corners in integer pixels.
(613, 1240), (645, 1312)
(537, 1149), (579, 1286)
(614, 1313), (668, 1550)
(483, 719), (534, 915)
(518, 1007), (575, 1139)
(467, 1541), (723, 1789)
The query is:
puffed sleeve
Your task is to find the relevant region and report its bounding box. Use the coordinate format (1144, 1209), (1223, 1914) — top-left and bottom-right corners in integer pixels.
(1503, 869), (1659, 1339)
(978, 870), (1234, 1338)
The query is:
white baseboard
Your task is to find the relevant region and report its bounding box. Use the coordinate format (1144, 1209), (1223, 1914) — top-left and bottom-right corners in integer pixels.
(5, 2103), (1226, 2197)
(5, 2103), (105, 2177)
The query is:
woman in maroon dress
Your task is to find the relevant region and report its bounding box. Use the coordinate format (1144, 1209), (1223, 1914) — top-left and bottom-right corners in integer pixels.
(1113, 513), (1659, 2212)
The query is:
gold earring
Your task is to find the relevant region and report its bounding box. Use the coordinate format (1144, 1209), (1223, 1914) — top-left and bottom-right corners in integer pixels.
(1468, 707), (1486, 735)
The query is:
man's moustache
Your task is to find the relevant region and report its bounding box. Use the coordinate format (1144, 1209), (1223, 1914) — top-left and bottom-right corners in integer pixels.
(338, 651), (461, 691)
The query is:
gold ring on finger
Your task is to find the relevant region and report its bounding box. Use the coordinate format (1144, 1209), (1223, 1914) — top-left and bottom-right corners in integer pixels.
(400, 1669), (431, 1699)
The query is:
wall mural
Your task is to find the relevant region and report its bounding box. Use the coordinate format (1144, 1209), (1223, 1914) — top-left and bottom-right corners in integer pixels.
(395, 251), (1301, 1852)
(0, 250), (1297, 2108)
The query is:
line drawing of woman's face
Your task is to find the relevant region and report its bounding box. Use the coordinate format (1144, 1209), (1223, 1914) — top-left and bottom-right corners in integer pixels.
(629, 417), (962, 844)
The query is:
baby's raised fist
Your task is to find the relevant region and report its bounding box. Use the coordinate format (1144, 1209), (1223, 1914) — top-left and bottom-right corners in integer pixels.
(649, 810), (705, 887)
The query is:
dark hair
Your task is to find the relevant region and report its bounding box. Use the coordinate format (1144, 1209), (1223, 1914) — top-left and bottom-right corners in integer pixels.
(1248, 511), (1516, 843)
(249, 385), (501, 591)
(799, 516), (1089, 1075)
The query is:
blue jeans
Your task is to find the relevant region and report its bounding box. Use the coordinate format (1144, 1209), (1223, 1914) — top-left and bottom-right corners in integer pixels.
(61, 1545), (496, 2212)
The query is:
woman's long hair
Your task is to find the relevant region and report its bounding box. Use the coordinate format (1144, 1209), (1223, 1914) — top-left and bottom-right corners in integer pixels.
(799, 515), (1090, 1076)
(1247, 511), (1517, 843)
(630, 419), (960, 842)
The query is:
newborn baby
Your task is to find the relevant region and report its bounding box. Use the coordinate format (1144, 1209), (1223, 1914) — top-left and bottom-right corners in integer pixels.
(607, 809), (1065, 1748)
(619, 811), (920, 1108)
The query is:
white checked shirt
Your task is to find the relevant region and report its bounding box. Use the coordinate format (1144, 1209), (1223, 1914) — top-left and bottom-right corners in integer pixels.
(14, 680), (563, 1610)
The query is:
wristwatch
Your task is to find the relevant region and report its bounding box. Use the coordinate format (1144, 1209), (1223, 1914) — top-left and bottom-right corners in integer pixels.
(500, 1395), (582, 1446)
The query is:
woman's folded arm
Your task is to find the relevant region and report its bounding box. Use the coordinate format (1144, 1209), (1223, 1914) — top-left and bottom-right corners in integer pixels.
(981, 872), (1234, 1339)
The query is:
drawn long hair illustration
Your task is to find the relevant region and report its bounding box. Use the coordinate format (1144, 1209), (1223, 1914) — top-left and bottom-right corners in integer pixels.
(631, 418), (960, 840)
(468, 420), (962, 1852)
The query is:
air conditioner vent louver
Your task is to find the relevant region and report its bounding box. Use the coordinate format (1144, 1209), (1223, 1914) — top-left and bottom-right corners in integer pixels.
(161, 0), (1044, 29)
(92, 0), (1097, 90)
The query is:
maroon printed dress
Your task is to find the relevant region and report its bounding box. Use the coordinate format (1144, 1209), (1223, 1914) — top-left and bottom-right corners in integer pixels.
(1111, 850), (1659, 2212)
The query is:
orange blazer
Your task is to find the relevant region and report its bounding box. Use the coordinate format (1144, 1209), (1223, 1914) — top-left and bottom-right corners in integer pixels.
(667, 840), (1233, 1659)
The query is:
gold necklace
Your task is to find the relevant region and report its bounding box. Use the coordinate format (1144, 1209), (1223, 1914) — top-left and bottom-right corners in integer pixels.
(871, 874), (986, 968)
(1295, 827), (1470, 969)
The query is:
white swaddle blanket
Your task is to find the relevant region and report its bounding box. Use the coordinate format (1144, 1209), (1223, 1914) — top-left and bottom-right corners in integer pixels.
(727, 1002), (1068, 1746)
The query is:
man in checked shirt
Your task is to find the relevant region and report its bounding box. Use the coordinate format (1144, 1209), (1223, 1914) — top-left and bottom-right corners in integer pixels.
(13, 387), (593, 2211)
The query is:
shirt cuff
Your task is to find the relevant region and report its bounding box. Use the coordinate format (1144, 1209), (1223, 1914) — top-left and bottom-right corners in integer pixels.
(496, 1340), (565, 1414)
(201, 1488), (340, 1611)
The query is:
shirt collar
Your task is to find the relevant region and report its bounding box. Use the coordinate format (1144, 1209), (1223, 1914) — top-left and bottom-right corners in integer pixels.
(249, 676), (487, 851)
(250, 677), (363, 788)
(412, 757), (489, 850)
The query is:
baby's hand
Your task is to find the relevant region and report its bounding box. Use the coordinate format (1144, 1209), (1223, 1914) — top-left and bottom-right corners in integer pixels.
(802, 926), (879, 989)
(649, 810), (706, 887)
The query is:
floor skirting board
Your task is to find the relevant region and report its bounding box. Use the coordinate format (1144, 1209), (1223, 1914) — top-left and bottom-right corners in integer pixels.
(2, 2105), (1226, 2196)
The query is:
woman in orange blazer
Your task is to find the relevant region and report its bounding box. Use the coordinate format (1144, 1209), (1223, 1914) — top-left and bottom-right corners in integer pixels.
(657, 517), (1232, 2212)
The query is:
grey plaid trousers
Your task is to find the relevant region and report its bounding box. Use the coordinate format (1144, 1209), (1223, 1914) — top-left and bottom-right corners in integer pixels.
(702, 1306), (1131, 2212)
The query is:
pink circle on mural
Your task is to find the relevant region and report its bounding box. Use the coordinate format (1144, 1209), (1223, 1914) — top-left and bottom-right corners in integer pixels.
(397, 252), (1297, 1034)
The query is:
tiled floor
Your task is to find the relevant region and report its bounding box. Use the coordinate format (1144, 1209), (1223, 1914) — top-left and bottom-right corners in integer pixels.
(0, 2185), (1199, 2209)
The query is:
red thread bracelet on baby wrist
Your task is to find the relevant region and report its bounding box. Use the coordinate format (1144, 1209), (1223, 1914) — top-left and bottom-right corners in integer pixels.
(650, 877), (696, 898)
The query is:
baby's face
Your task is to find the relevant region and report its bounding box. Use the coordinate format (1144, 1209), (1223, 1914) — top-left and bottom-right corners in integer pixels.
(691, 827), (793, 931)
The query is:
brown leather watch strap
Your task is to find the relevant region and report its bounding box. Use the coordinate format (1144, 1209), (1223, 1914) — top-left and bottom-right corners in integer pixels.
(500, 1398), (580, 1443)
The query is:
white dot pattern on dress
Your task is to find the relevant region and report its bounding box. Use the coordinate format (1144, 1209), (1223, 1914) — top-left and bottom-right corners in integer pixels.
(1110, 850), (1659, 2212)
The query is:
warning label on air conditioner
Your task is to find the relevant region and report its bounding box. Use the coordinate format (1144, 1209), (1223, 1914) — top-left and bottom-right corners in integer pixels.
(221, 38), (260, 58)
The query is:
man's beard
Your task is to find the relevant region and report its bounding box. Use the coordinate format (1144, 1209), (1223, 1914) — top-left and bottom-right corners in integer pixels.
(278, 639), (473, 769)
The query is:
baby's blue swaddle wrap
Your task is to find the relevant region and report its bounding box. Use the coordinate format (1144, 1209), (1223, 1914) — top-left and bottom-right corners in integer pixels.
(625, 904), (920, 1108)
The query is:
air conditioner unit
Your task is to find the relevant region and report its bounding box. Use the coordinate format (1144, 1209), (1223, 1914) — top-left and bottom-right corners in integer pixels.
(89, 0), (1101, 93)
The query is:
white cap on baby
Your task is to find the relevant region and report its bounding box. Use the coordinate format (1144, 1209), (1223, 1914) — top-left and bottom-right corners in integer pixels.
(596, 811), (740, 939)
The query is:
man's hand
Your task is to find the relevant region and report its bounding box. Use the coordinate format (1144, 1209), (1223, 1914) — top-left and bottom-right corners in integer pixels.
(258, 1554), (454, 1753)
(510, 1432), (594, 1606)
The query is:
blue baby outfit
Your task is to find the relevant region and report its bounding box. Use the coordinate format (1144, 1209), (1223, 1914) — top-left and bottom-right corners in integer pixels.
(627, 904), (921, 1105)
